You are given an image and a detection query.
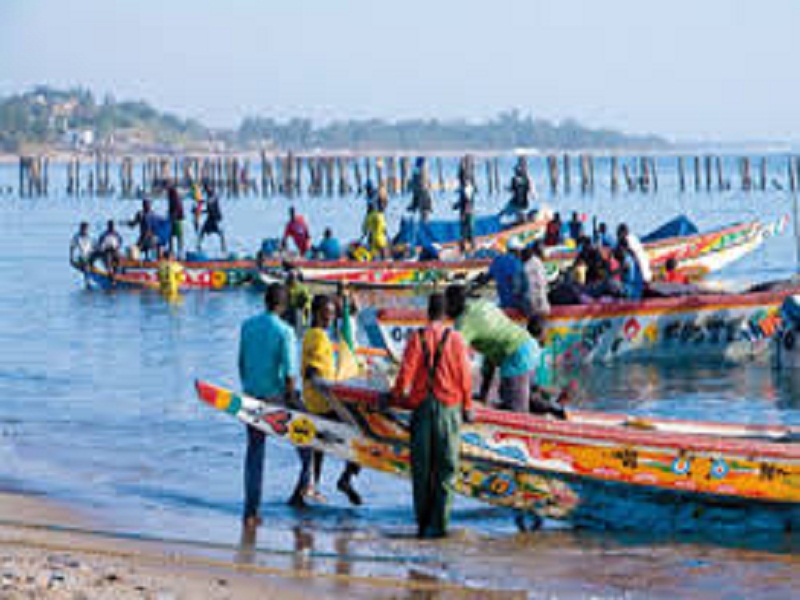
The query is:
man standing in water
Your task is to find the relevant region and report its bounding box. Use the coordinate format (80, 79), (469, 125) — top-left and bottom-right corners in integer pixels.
(392, 293), (472, 538)
(239, 283), (298, 527)
(408, 157), (433, 223)
(167, 186), (185, 259)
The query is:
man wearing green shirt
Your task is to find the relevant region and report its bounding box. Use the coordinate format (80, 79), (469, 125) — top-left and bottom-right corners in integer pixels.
(445, 284), (541, 412)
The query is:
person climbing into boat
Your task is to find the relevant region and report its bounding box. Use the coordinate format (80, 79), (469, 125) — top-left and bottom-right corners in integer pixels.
(239, 283), (301, 522)
(568, 212), (583, 242)
(70, 221), (94, 268)
(408, 157), (433, 223)
(127, 199), (160, 260)
(363, 190), (389, 260)
(507, 158), (533, 223)
(167, 186), (185, 259)
(454, 155), (476, 253)
(445, 284), (548, 414)
(295, 294), (362, 506)
(315, 228), (343, 260)
(544, 212), (563, 246)
(156, 247), (184, 300)
(95, 220), (123, 273)
(391, 292), (472, 539)
(521, 241), (550, 316)
(616, 223), (652, 283)
(197, 182), (226, 255)
(282, 207), (312, 256)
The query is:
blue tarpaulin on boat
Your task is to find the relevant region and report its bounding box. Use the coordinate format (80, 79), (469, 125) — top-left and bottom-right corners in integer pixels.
(641, 215), (699, 243)
(395, 213), (505, 247)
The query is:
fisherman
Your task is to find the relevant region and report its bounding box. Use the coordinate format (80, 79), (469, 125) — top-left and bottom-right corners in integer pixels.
(445, 284), (563, 415)
(544, 212), (563, 247)
(95, 220), (123, 273)
(315, 228), (343, 260)
(616, 223), (652, 283)
(454, 155), (476, 253)
(283, 270), (312, 334)
(508, 158), (533, 222)
(69, 221), (94, 268)
(408, 157), (433, 223)
(662, 257), (689, 284)
(392, 293), (472, 539)
(239, 283), (299, 525)
(613, 241), (644, 299)
(282, 207), (312, 256)
(521, 241), (550, 316)
(476, 238), (526, 311)
(127, 199), (160, 259)
(295, 294), (362, 505)
(198, 182), (226, 255)
(167, 186), (185, 259)
(190, 181), (204, 234)
(567, 212), (583, 242)
(363, 190), (389, 260)
(594, 222), (613, 249)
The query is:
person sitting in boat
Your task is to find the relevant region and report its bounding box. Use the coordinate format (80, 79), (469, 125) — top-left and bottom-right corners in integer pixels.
(445, 284), (540, 413)
(407, 157), (433, 223)
(568, 212), (584, 242)
(70, 221), (94, 269)
(662, 257), (690, 284)
(612, 242), (644, 300)
(507, 158), (533, 223)
(197, 182), (226, 255)
(544, 213), (563, 247)
(127, 199), (161, 260)
(314, 228), (343, 261)
(294, 294), (363, 506)
(95, 220), (123, 273)
(392, 292), (473, 538)
(282, 207), (312, 257)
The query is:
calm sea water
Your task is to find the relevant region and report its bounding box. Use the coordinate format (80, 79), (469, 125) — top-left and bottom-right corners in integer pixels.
(1, 159), (799, 597)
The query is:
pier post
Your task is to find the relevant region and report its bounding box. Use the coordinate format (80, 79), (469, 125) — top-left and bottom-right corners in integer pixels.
(563, 154), (571, 195)
(760, 157), (768, 191)
(610, 156), (619, 194)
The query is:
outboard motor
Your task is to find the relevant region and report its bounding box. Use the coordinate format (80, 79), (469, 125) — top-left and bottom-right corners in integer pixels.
(774, 295), (800, 369)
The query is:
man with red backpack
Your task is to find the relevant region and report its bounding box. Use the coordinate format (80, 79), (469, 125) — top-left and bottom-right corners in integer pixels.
(391, 293), (472, 539)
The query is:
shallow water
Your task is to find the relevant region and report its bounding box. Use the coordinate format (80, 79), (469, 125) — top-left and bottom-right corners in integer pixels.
(1, 159), (799, 597)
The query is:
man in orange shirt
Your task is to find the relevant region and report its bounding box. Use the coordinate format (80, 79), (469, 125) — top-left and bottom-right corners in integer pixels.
(392, 293), (472, 538)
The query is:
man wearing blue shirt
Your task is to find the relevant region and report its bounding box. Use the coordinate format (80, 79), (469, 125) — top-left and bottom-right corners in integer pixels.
(316, 228), (342, 260)
(239, 283), (298, 527)
(486, 239), (526, 310)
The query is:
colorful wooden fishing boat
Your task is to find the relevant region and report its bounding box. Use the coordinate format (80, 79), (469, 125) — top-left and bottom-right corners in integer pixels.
(363, 281), (800, 365)
(76, 261), (260, 291)
(195, 380), (800, 531)
(83, 217), (781, 292)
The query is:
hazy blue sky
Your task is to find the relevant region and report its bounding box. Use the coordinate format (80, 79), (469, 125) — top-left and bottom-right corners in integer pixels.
(0, 0), (797, 141)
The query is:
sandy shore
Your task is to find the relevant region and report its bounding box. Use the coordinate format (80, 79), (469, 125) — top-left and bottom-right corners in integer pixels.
(0, 491), (514, 599)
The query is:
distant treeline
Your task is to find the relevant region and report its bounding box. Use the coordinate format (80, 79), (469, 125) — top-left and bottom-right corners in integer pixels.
(0, 86), (668, 153)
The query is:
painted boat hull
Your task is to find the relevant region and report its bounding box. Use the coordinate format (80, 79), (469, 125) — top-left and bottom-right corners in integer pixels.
(96, 218), (779, 292)
(364, 283), (799, 364)
(195, 380), (800, 531)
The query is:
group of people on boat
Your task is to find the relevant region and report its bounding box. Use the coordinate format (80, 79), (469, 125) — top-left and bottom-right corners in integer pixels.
(70, 182), (226, 273)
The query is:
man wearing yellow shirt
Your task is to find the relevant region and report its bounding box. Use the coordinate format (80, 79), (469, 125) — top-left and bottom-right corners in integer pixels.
(297, 294), (362, 505)
(363, 191), (389, 260)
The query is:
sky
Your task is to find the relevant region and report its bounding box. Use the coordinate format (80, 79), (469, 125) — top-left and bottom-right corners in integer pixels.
(0, 0), (797, 142)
